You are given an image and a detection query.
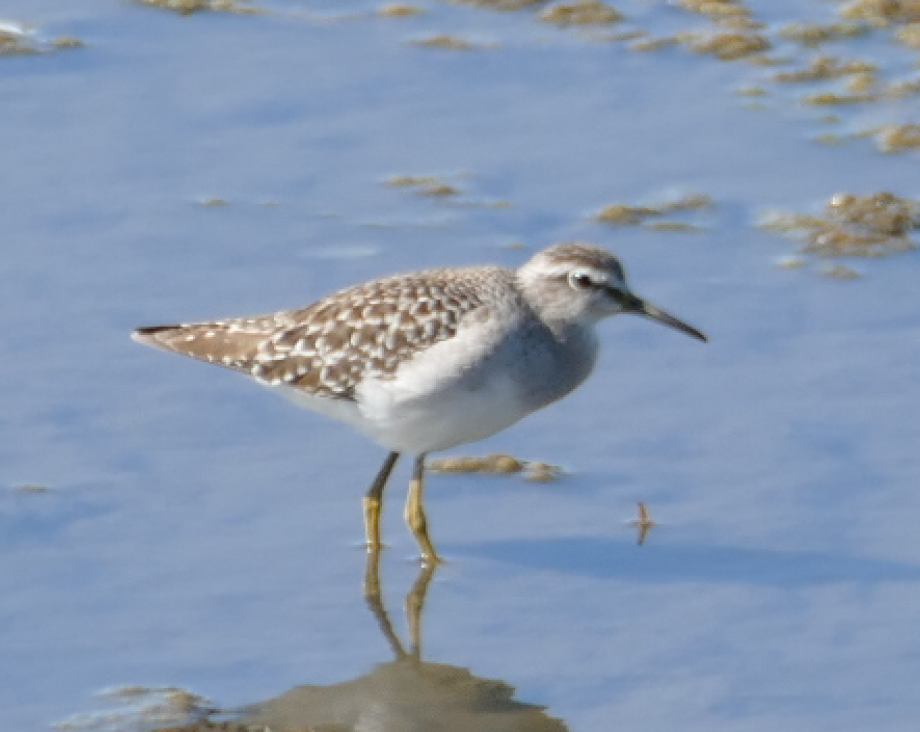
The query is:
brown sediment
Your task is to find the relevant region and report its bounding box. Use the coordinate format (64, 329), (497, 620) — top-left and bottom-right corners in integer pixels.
(838, 0), (920, 26)
(678, 31), (770, 61)
(677, 0), (751, 20)
(875, 123), (920, 152)
(629, 35), (679, 52)
(132, 0), (263, 15)
(429, 454), (563, 481)
(407, 34), (497, 50)
(760, 192), (919, 265)
(1, 27), (85, 55)
(540, 1), (624, 27)
(647, 222), (703, 232)
(895, 20), (920, 47)
(772, 56), (877, 83)
(450, 0), (546, 9)
(385, 175), (462, 196)
(595, 193), (713, 226)
(379, 4), (426, 17)
(778, 21), (870, 45)
(801, 91), (876, 106)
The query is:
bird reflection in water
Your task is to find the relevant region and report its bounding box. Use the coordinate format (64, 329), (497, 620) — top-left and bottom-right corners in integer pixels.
(238, 551), (568, 732)
(155, 550), (568, 732)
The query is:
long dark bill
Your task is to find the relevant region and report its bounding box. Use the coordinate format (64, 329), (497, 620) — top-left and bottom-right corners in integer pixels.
(625, 293), (708, 343)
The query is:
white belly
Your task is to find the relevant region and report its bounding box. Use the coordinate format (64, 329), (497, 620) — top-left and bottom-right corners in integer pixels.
(355, 367), (533, 454)
(276, 313), (598, 455)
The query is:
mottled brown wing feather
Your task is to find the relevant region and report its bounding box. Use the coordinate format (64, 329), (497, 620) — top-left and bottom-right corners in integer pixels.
(250, 273), (492, 398)
(133, 268), (505, 400)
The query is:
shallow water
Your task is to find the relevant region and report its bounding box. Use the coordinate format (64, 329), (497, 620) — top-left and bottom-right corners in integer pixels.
(3, 1), (920, 730)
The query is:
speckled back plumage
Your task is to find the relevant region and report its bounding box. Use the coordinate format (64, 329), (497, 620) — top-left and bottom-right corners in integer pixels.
(134, 266), (516, 400)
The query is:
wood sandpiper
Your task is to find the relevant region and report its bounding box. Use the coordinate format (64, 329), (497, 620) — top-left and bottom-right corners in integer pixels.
(133, 242), (706, 563)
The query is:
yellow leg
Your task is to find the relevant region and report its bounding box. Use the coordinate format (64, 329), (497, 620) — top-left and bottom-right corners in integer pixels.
(404, 455), (442, 565)
(363, 452), (399, 551)
(363, 496), (382, 550)
(362, 545), (408, 659)
(361, 542), (439, 661)
(363, 542), (383, 601)
(407, 561), (437, 658)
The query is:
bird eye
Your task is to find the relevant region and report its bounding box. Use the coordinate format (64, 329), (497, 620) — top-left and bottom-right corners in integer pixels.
(568, 272), (593, 290)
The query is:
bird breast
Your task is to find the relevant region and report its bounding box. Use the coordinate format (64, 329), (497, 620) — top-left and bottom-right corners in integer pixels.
(351, 308), (599, 454)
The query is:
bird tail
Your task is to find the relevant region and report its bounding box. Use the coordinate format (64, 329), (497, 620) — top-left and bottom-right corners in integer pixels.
(132, 322), (266, 372)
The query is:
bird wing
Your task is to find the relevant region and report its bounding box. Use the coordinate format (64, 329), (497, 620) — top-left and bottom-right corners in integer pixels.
(133, 269), (502, 400)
